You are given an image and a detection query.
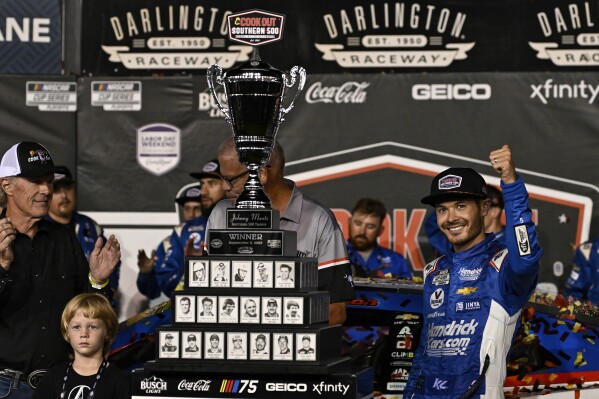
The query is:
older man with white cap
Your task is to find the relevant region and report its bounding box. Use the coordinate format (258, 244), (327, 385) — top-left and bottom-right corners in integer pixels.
(0, 142), (120, 398)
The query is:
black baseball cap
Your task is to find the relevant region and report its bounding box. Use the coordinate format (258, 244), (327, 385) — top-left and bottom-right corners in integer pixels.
(421, 167), (488, 206)
(486, 185), (504, 209)
(53, 166), (75, 189)
(165, 333), (174, 339)
(187, 334), (197, 341)
(190, 159), (221, 180)
(256, 334), (266, 341)
(175, 184), (201, 205)
(0, 142), (58, 179)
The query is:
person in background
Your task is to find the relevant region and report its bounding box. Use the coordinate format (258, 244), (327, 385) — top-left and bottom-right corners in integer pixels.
(136, 184), (202, 299)
(155, 160), (226, 297)
(205, 138), (355, 325)
(563, 238), (599, 306)
(32, 293), (130, 399)
(47, 166), (120, 306)
(403, 145), (543, 399)
(346, 197), (412, 279)
(0, 141), (120, 399)
(425, 184), (505, 257)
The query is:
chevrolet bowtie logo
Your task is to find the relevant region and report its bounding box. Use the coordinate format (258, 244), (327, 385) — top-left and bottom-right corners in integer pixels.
(456, 287), (478, 295)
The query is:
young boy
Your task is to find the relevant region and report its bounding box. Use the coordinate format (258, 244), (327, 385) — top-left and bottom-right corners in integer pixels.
(33, 293), (130, 398)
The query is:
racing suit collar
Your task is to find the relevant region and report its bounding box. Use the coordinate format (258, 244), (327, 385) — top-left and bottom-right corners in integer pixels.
(449, 233), (497, 262)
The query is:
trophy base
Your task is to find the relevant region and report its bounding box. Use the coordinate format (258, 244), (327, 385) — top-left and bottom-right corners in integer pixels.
(226, 209), (280, 230)
(208, 230), (297, 256)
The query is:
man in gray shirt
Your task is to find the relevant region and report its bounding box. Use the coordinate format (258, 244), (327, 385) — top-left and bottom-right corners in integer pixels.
(205, 138), (354, 325)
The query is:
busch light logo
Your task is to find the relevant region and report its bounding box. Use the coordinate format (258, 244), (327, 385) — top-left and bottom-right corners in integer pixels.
(141, 376), (168, 393)
(198, 88), (228, 118)
(137, 123), (181, 176)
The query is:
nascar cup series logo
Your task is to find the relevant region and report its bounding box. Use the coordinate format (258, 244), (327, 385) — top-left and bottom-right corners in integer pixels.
(316, 3), (474, 68)
(137, 123), (181, 176)
(530, 2), (599, 66)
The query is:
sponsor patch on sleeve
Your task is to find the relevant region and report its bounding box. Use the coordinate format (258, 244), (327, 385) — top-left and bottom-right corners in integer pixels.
(514, 224), (531, 256)
(489, 249), (508, 271)
(424, 256), (443, 279)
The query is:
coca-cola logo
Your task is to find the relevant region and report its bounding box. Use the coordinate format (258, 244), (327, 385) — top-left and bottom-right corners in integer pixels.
(305, 81), (369, 104)
(178, 379), (211, 391)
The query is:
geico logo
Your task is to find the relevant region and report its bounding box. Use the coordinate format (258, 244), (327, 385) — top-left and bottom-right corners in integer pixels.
(266, 383), (308, 392)
(412, 84), (491, 100)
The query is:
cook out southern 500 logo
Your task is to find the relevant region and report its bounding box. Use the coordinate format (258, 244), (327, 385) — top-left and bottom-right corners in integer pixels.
(315, 3), (474, 68)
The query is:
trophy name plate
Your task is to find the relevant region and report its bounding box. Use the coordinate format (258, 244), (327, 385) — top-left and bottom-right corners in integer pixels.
(226, 209), (280, 230)
(208, 230), (296, 256)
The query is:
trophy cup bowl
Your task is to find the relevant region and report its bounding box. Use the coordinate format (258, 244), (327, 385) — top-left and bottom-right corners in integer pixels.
(207, 52), (305, 209)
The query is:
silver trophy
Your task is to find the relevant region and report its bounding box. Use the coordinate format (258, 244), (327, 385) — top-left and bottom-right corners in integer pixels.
(207, 49), (306, 209)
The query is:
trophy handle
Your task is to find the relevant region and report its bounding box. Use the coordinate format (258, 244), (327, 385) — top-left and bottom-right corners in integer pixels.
(279, 66), (306, 122)
(207, 65), (231, 122)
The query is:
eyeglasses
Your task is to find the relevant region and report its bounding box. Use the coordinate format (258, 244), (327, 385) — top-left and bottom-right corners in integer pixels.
(220, 170), (249, 187)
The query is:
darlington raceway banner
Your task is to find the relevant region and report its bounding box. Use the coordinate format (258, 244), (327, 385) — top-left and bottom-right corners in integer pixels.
(76, 72), (599, 292)
(0, 0), (62, 74)
(78, 0), (599, 75)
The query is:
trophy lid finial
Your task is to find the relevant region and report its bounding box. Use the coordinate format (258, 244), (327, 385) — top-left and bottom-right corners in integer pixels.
(250, 47), (262, 65)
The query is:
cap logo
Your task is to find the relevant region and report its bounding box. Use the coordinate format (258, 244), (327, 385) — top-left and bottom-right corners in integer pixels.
(28, 150), (51, 164)
(203, 161), (218, 173)
(438, 175), (462, 190)
(186, 188), (201, 197)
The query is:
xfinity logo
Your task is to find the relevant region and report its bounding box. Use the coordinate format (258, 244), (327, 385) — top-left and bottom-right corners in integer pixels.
(412, 84), (491, 100)
(305, 81), (369, 104)
(313, 382), (351, 395)
(266, 382), (350, 395)
(530, 79), (599, 104)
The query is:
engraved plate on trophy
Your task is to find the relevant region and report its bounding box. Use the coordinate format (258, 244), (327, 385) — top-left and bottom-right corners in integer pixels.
(207, 9), (306, 212)
(208, 230), (297, 256)
(226, 209), (280, 230)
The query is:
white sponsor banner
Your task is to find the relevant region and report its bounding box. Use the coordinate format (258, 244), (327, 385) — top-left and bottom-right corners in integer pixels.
(91, 81), (142, 111)
(530, 42), (599, 66)
(315, 43), (474, 68)
(102, 45), (252, 69)
(25, 81), (77, 112)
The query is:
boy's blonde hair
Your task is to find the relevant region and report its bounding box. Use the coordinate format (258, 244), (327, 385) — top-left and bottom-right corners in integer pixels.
(61, 293), (119, 356)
